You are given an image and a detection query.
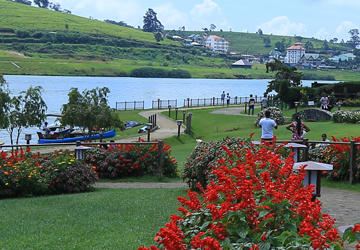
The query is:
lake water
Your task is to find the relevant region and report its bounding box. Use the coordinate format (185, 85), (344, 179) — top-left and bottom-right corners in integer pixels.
(2, 75), (337, 145)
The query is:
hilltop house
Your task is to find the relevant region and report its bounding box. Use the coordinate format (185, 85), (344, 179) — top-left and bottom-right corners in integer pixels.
(329, 53), (356, 64)
(205, 35), (229, 52)
(284, 42), (306, 65)
(232, 59), (252, 69)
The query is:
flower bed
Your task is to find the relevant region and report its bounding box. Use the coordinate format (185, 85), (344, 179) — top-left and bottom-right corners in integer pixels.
(140, 140), (360, 250)
(84, 139), (178, 179)
(0, 148), (98, 197)
(332, 110), (360, 123)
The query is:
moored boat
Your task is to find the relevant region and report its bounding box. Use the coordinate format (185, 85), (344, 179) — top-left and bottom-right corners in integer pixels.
(38, 130), (116, 144)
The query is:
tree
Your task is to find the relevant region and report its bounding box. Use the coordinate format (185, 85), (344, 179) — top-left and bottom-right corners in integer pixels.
(60, 87), (124, 141)
(12, 0), (31, 5)
(6, 86), (47, 145)
(34, 0), (49, 8)
(274, 41), (286, 52)
(263, 37), (271, 47)
(49, 2), (61, 11)
(304, 41), (313, 51)
(154, 32), (163, 42)
(323, 41), (329, 50)
(257, 28), (263, 35)
(265, 59), (303, 102)
(348, 28), (360, 47)
(0, 76), (11, 130)
(143, 8), (164, 32)
(210, 24), (216, 32)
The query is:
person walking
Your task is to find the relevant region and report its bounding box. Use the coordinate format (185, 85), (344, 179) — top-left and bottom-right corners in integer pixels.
(320, 94), (329, 110)
(248, 94), (255, 115)
(221, 91), (225, 106)
(259, 110), (278, 141)
(226, 93), (230, 106)
(261, 94), (268, 110)
(286, 116), (310, 141)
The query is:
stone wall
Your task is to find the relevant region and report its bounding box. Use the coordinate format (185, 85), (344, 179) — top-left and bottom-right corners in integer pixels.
(292, 109), (333, 121)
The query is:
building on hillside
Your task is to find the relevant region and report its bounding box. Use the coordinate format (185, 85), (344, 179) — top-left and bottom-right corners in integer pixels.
(232, 59), (252, 69)
(268, 50), (282, 62)
(284, 42), (306, 65)
(205, 35), (229, 52)
(329, 53), (356, 64)
(299, 53), (322, 67)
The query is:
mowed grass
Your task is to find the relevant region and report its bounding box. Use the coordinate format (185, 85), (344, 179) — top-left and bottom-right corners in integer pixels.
(0, 188), (187, 250)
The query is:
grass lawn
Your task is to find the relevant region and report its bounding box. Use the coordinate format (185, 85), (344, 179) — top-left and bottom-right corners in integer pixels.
(2, 105), (360, 249)
(0, 188), (187, 250)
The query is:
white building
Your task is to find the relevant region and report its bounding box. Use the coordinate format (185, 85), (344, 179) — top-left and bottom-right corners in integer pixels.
(284, 42), (306, 64)
(205, 35), (229, 52)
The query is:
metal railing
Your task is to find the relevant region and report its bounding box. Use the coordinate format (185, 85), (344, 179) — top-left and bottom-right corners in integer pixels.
(115, 101), (145, 110)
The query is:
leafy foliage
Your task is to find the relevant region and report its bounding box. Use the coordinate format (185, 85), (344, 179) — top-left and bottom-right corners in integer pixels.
(130, 67), (191, 78)
(141, 140), (360, 249)
(84, 139), (178, 178)
(143, 8), (164, 33)
(60, 87), (124, 140)
(254, 107), (286, 127)
(0, 148), (98, 197)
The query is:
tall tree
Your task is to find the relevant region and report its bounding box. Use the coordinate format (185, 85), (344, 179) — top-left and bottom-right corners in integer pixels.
(34, 0), (49, 8)
(6, 86), (47, 145)
(12, 0), (32, 5)
(265, 59), (303, 102)
(60, 87), (124, 141)
(257, 28), (263, 35)
(143, 8), (164, 32)
(348, 28), (360, 47)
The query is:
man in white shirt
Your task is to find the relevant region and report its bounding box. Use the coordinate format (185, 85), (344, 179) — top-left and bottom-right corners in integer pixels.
(259, 111), (278, 141)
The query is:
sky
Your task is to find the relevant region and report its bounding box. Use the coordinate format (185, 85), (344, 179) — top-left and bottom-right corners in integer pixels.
(52, 0), (359, 42)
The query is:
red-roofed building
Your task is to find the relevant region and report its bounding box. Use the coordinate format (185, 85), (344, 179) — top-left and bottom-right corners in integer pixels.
(205, 35), (229, 52)
(284, 42), (306, 64)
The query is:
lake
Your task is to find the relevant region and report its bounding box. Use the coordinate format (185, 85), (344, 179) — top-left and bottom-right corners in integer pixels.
(2, 75), (337, 145)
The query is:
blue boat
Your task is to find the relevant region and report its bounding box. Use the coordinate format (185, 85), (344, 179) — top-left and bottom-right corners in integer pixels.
(38, 130), (116, 144)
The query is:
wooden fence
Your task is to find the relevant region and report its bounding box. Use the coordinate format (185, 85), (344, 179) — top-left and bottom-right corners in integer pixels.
(4, 138), (359, 184)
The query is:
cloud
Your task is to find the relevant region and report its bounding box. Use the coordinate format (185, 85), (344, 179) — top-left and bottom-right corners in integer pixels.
(155, 3), (189, 30)
(190, 0), (230, 30)
(258, 16), (307, 36)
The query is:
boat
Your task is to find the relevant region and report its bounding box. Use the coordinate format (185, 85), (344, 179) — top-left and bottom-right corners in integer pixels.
(38, 130), (116, 144)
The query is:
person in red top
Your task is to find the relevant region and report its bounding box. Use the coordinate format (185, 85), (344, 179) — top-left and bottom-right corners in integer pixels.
(286, 116), (310, 141)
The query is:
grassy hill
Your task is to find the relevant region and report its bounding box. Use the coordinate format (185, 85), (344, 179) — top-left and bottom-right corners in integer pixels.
(0, 0), (358, 81)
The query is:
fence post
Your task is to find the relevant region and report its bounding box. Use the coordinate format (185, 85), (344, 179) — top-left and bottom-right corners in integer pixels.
(157, 140), (163, 179)
(245, 102), (248, 114)
(350, 140), (357, 185)
(302, 138), (309, 161)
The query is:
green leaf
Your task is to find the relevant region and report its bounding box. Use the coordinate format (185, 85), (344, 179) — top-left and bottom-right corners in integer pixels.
(237, 226), (249, 238)
(259, 241), (271, 250)
(284, 223), (297, 232)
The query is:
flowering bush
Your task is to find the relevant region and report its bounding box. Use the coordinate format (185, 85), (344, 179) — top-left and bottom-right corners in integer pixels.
(332, 110), (360, 123)
(254, 107), (286, 127)
(182, 136), (291, 189)
(342, 98), (360, 107)
(41, 149), (98, 194)
(309, 136), (360, 182)
(84, 139), (178, 179)
(0, 148), (98, 197)
(140, 141), (360, 249)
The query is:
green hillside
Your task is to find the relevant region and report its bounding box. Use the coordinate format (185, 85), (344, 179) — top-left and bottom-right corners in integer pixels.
(0, 0), (358, 81)
(0, 0), (172, 44)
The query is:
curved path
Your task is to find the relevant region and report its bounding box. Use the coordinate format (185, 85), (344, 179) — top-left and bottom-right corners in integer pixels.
(34, 106), (360, 247)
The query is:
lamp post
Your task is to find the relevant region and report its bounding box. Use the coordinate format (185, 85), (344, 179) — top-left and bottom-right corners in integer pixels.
(177, 120), (182, 138)
(175, 107), (179, 120)
(168, 105), (171, 117)
(146, 123), (152, 142)
(294, 102), (299, 113)
(293, 161), (333, 200)
(25, 133), (32, 150)
(182, 110), (186, 122)
(73, 142), (90, 160)
(99, 129), (104, 142)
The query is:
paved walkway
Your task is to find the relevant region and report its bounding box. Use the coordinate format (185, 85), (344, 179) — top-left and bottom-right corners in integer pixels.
(34, 106), (360, 247)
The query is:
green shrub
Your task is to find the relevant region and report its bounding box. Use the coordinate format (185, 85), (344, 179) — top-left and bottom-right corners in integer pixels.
(332, 110), (360, 123)
(84, 141), (178, 179)
(0, 149), (98, 197)
(254, 107), (286, 127)
(130, 67), (191, 78)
